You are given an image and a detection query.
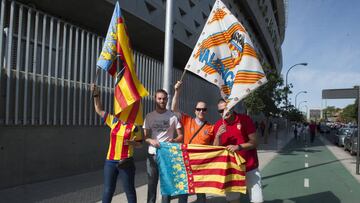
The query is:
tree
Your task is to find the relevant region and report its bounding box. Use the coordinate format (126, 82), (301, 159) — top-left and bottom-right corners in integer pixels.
(244, 67), (287, 117)
(339, 99), (358, 123)
(322, 106), (341, 119)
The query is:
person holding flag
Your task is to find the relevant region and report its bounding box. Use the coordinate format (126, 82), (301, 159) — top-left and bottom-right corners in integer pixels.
(213, 99), (263, 203)
(143, 89), (184, 203)
(94, 1), (149, 202)
(171, 80), (214, 203)
(180, 1), (267, 201)
(91, 83), (142, 203)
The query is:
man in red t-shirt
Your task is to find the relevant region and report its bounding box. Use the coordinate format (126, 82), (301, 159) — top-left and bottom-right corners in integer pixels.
(309, 120), (317, 143)
(213, 99), (263, 203)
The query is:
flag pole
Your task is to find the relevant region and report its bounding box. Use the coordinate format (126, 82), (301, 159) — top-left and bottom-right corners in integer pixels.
(94, 68), (100, 84)
(180, 69), (187, 81)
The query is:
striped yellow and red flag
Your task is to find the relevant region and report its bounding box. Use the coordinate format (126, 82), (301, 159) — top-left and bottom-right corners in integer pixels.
(97, 2), (148, 124)
(157, 143), (247, 196)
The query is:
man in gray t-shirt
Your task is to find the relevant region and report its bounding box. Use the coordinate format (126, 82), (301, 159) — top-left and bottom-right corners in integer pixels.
(143, 89), (183, 203)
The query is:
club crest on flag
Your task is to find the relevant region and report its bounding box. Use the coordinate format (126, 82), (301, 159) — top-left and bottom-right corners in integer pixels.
(184, 0), (267, 115)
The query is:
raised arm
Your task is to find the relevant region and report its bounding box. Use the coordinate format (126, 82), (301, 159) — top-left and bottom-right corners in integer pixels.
(171, 81), (182, 113)
(91, 83), (105, 117)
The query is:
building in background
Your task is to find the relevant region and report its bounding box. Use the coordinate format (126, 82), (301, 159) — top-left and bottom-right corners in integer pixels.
(0, 0), (286, 189)
(309, 109), (322, 121)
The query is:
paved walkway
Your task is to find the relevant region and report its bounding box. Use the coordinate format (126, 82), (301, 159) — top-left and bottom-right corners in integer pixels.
(1, 130), (360, 203)
(262, 135), (360, 203)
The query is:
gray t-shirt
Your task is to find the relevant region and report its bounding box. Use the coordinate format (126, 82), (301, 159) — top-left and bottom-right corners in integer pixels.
(143, 110), (181, 154)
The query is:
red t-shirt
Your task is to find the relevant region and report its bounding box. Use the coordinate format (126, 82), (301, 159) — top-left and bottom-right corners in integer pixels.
(309, 123), (316, 134)
(213, 113), (259, 171)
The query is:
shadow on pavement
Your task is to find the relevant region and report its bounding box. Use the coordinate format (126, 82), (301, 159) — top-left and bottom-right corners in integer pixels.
(266, 191), (341, 203)
(262, 137), (352, 180)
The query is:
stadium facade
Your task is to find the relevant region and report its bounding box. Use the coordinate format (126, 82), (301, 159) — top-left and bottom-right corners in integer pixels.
(0, 0), (286, 189)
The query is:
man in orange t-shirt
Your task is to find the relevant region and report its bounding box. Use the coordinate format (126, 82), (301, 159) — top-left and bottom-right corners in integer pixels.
(171, 80), (214, 203)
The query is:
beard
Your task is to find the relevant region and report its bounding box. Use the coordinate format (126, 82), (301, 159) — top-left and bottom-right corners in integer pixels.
(156, 103), (166, 110)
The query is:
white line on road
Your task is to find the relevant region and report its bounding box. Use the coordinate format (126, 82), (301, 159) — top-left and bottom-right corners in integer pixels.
(305, 163), (309, 168)
(305, 154), (308, 158)
(304, 178), (309, 187)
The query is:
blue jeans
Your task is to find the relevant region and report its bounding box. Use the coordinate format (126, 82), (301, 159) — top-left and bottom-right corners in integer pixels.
(147, 154), (188, 203)
(102, 160), (137, 203)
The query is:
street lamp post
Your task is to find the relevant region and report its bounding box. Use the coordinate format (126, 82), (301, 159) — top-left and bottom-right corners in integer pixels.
(302, 105), (309, 120)
(284, 63), (308, 130)
(298, 100), (307, 109)
(285, 63), (308, 109)
(295, 91), (307, 109)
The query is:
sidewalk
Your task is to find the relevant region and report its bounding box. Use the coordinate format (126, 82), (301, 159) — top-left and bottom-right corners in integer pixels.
(0, 129), (292, 203)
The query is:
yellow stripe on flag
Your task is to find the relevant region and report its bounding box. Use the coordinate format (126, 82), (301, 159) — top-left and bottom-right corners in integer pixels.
(191, 162), (240, 170)
(193, 174), (246, 182)
(195, 186), (246, 195)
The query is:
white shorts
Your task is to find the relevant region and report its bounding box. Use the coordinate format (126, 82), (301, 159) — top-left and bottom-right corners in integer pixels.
(226, 168), (263, 202)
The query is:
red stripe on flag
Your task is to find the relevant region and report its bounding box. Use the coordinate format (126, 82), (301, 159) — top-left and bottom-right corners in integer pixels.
(189, 155), (238, 165)
(123, 67), (141, 99)
(109, 123), (121, 160)
(193, 180), (246, 189)
(127, 101), (140, 123)
(120, 123), (133, 159)
(114, 83), (128, 109)
(108, 63), (117, 76)
(186, 148), (224, 153)
(192, 168), (245, 176)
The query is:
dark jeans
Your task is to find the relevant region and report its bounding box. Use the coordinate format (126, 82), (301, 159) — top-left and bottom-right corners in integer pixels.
(146, 154), (191, 203)
(310, 132), (315, 143)
(181, 193), (207, 203)
(102, 160), (137, 203)
(147, 154), (170, 203)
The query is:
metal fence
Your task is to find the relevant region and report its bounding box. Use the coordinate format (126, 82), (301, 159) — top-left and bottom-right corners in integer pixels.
(0, 0), (220, 126)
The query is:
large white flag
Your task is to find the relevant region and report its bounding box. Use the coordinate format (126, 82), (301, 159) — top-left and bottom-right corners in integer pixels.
(185, 0), (267, 114)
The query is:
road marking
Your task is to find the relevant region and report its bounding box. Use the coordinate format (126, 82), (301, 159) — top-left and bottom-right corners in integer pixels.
(305, 163), (309, 168)
(305, 154), (308, 158)
(304, 178), (309, 187)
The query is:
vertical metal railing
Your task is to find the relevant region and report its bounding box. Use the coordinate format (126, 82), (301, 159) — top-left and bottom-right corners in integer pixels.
(0, 0), (220, 126)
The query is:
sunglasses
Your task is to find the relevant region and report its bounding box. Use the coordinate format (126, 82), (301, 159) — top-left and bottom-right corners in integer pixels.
(218, 108), (232, 114)
(195, 108), (207, 112)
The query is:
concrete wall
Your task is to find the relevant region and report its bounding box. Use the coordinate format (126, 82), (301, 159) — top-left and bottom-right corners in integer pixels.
(0, 126), (130, 189)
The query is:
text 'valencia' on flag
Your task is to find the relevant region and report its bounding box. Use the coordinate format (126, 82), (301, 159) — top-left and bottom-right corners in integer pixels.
(184, 0), (267, 115)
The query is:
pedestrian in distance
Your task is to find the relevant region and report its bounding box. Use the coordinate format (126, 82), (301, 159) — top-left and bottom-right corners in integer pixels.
(293, 123), (298, 140)
(213, 99), (264, 203)
(91, 84), (142, 203)
(273, 122), (278, 139)
(171, 80), (215, 203)
(143, 89), (184, 203)
(309, 120), (317, 143)
(260, 120), (265, 137)
(268, 121), (273, 135)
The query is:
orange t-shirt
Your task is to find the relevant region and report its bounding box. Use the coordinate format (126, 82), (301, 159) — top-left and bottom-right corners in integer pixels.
(181, 114), (214, 145)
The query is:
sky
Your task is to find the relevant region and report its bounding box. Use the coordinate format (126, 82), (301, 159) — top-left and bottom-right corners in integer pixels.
(281, 0), (360, 112)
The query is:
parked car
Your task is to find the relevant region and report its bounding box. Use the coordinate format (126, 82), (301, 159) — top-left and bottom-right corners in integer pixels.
(344, 129), (358, 155)
(334, 128), (352, 146)
(319, 124), (331, 133)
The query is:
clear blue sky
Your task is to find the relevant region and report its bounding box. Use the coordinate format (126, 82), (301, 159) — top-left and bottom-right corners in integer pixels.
(281, 0), (360, 111)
